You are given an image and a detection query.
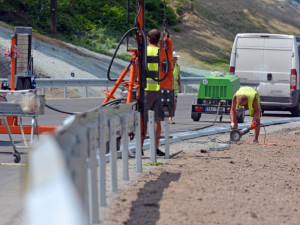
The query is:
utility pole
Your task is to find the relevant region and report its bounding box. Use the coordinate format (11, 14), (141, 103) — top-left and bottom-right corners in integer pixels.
(50, 0), (57, 38)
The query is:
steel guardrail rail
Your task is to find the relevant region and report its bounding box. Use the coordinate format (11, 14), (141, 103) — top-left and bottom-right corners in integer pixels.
(34, 78), (113, 87)
(25, 103), (143, 225)
(33, 77), (203, 87)
(32, 77), (204, 97)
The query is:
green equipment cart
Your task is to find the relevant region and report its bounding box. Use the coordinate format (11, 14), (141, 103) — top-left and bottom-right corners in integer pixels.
(191, 72), (243, 122)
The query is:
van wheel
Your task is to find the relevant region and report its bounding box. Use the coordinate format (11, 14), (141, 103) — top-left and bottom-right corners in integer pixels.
(291, 102), (300, 117)
(237, 111), (245, 123)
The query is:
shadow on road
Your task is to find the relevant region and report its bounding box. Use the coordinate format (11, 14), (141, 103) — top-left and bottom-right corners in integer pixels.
(125, 172), (181, 225)
(0, 140), (21, 146)
(262, 112), (292, 117)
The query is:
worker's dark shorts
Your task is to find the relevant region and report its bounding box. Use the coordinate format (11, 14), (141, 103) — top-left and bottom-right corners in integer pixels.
(236, 107), (262, 119)
(144, 91), (163, 122)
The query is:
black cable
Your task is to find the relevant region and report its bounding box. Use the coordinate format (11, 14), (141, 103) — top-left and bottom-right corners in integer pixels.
(45, 103), (78, 115)
(107, 27), (147, 82)
(151, 38), (169, 82)
(100, 99), (123, 107)
(45, 98), (125, 115)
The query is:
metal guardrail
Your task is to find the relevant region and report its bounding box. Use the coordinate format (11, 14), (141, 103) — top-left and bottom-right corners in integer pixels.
(25, 103), (143, 225)
(34, 77), (203, 98)
(34, 77), (203, 87)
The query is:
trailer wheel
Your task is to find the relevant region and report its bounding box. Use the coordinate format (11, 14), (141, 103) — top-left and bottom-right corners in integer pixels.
(291, 101), (300, 117)
(191, 112), (201, 121)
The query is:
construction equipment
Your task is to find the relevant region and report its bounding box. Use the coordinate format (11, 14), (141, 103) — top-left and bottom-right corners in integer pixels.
(230, 126), (251, 142)
(6, 27), (34, 90)
(103, 0), (174, 136)
(0, 90), (45, 163)
(191, 72), (242, 122)
(0, 27), (56, 163)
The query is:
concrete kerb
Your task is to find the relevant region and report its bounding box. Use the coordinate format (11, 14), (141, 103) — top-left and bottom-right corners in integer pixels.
(131, 117), (300, 151)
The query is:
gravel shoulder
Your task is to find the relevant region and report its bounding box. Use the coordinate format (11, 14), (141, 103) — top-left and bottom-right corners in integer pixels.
(101, 122), (300, 225)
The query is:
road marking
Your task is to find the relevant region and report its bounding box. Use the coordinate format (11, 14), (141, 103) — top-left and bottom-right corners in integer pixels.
(0, 163), (26, 166)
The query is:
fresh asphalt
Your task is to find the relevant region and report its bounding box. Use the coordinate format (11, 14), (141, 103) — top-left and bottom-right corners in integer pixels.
(0, 95), (295, 225)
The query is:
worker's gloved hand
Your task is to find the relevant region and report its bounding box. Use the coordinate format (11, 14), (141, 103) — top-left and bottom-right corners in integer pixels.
(250, 121), (256, 130)
(230, 121), (237, 129)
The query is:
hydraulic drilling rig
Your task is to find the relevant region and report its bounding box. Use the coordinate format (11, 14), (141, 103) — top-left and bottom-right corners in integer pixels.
(103, 0), (174, 138)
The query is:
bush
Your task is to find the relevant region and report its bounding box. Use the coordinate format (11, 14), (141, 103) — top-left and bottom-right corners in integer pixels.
(173, 26), (183, 32)
(0, 0), (179, 55)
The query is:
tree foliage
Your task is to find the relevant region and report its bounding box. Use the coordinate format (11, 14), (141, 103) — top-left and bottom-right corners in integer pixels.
(1, 0), (177, 36)
(0, 0), (178, 53)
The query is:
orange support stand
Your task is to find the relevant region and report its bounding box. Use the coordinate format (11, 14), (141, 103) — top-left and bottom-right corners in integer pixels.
(5, 35), (19, 127)
(102, 66), (130, 104)
(10, 35), (15, 91)
(0, 125), (57, 135)
(126, 63), (136, 103)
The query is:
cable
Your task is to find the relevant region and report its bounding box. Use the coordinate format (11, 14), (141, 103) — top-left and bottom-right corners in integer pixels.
(151, 38), (169, 82)
(100, 99), (123, 107)
(45, 98), (125, 115)
(107, 27), (147, 82)
(45, 103), (79, 115)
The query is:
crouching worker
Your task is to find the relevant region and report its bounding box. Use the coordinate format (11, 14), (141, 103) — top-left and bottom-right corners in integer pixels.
(230, 86), (261, 143)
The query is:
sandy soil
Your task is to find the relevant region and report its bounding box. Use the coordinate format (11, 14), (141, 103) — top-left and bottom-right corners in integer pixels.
(104, 127), (300, 225)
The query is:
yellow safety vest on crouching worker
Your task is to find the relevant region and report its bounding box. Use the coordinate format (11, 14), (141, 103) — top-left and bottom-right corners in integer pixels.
(145, 46), (160, 91)
(173, 63), (179, 94)
(236, 86), (261, 116)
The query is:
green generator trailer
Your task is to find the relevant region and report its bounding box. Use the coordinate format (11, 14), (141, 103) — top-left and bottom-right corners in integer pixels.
(191, 73), (243, 122)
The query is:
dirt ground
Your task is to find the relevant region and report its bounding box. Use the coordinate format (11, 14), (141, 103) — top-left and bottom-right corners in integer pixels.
(104, 128), (300, 225)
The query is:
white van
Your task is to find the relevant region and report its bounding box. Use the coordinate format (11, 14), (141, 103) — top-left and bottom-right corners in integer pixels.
(229, 33), (300, 116)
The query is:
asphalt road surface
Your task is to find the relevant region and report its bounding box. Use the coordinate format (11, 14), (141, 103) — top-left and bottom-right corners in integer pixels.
(0, 94), (294, 164)
(0, 94), (295, 225)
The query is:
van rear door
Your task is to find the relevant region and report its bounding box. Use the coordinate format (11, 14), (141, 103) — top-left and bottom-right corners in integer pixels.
(259, 38), (292, 102)
(235, 37), (264, 87)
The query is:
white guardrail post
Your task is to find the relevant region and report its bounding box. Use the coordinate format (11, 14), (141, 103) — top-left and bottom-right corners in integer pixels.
(25, 103), (141, 225)
(148, 110), (156, 163)
(98, 109), (107, 207)
(135, 111), (142, 173)
(164, 118), (170, 159)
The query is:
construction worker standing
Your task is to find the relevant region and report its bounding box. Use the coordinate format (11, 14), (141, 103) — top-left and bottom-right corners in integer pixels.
(143, 29), (165, 156)
(131, 29), (165, 156)
(230, 86), (261, 142)
(169, 51), (182, 124)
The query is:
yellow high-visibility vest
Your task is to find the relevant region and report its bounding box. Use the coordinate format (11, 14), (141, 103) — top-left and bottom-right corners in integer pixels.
(145, 46), (160, 91)
(173, 63), (179, 94)
(236, 87), (260, 116)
